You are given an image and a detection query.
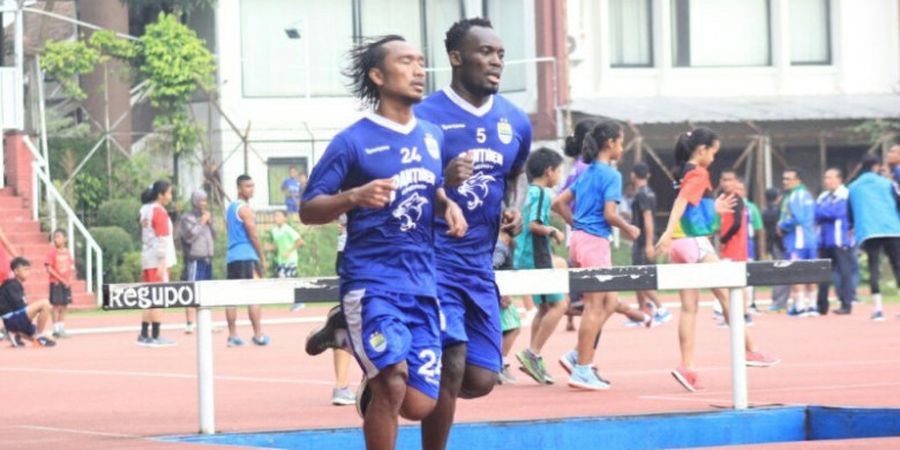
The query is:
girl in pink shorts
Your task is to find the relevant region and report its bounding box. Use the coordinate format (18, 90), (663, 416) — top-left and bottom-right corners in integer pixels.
(552, 121), (640, 391)
(656, 128), (780, 393)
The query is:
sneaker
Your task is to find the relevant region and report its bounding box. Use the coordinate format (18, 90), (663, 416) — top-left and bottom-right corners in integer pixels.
(252, 335), (270, 346)
(55, 329), (70, 338)
(34, 336), (57, 347)
(654, 308), (673, 324)
(567, 365), (610, 391)
(497, 364), (517, 385)
(516, 349), (547, 384)
(149, 337), (177, 348)
(805, 308), (820, 317)
(538, 357), (555, 384)
(185, 322), (195, 334)
(871, 310), (885, 322)
(787, 305), (802, 316)
(52, 331), (60, 338)
(671, 366), (703, 392)
(746, 350), (780, 368)
(306, 306), (348, 356)
(290, 302), (306, 312)
(559, 350), (611, 385)
(768, 304), (786, 314)
(137, 335), (153, 347)
(748, 304), (761, 316)
(331, 387), (355, 406)
(744, 314), (754, 327)
(833, 307), (851, 315)
(355, 377), (372, 419)
(227, 336), (245, 347)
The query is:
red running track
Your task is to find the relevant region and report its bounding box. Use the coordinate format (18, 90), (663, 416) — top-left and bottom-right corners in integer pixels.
(2, 301), (899, 449)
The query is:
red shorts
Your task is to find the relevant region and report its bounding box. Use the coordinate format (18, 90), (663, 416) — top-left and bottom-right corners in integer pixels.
(142, 268), (171, 283)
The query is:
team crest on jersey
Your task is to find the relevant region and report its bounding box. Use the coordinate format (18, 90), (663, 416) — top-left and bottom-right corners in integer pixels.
(497, 119), (513, 145)
(458, 172), (495, 210)
(393, 192), (428, 231)
(369, 331), (387, 353)
(424, 133), (440, 160)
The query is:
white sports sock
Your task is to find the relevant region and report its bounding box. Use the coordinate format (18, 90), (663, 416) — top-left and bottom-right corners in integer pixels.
(873, 293), (883, 312)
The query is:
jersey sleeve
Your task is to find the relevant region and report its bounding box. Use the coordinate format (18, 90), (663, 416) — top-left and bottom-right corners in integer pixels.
(302, 134), (357, 202)
(151, 207), (170, 237)
(524, 186), (541, 223)
(677, 169), (708, 205)
(603, 170), (623, 205)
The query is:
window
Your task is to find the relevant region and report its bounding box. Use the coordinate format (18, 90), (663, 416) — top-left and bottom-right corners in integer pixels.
(240, 0), (352, 97)
(609, 0), (653, 67)
(790, 0), (831, 65)
(484, 0), (528, 91)
(671, 0), (771, 67)
(268, 158), (309, 207)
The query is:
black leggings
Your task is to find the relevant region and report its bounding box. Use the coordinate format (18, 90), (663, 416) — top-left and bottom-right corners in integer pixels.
(862, 237), (900, 294)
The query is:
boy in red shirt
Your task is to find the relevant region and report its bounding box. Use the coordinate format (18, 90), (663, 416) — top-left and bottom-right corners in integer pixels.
(45, 229), (75, 338)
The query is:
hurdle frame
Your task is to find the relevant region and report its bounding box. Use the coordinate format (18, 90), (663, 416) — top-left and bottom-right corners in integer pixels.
(104, 259), (830, 435)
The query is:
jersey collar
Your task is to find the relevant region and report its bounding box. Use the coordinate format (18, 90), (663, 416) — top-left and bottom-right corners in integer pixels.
(443, 87), (494, 117)
(365, 112), (417, 135)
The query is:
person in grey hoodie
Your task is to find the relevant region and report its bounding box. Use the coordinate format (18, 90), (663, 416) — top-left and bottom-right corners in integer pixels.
(178, 190), (216, 333)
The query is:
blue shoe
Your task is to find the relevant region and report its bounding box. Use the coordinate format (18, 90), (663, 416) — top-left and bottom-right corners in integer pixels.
(871, 310), (885, 322)
(227, 336), (244, 347)
(252, 335), (270, 346)
(149, 337), (177, 348)
(558, 349), (578, 374)
(137, 335), (152, 347)
(567, 365), (610, 391)
(654, 309), (673, 324)
(787, 305), (801, 316)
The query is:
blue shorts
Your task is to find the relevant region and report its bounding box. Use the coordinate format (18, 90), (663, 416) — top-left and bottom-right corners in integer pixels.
(342, 287), (442, 400)
(437, 269), (502, 372)
(182, 259), (213, 282)
(2, 308), (35, 336)
(787, 248), (816, 261)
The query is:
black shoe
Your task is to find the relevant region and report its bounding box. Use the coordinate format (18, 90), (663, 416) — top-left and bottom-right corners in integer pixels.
(305, 306), (347, 356)
(833, 307), (851, 315)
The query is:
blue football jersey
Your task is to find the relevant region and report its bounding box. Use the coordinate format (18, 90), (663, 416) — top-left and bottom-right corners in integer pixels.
(302, 114), (445, 297)
(414, 88), (532, 273)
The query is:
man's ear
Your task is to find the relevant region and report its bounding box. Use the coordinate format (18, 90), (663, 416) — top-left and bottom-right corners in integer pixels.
(369, 67), (385, 88)
(448, 50), (463, 68)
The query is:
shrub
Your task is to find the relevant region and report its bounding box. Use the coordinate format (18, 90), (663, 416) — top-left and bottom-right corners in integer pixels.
(97, 199), (143, 239)
(90, 226), (133, 282)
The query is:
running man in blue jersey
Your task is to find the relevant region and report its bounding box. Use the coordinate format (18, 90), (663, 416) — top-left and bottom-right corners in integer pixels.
(414, 18), (531, 450)
(300, 35), (466, 450)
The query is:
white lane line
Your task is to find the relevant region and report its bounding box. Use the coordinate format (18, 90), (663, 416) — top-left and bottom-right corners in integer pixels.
(0, 367), (339, 386)
(601, 358), (900, 377)
(66, 316), (324, 336)
(641, 381), (900, 401)
(15, 424), (140, 439)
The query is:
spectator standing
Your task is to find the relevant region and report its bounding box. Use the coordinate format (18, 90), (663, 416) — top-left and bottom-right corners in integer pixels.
(848, 154), (900, 321)
(815, 168), (855, 315)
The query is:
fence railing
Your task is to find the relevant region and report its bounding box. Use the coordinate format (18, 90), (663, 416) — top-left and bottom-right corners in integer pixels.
(23, 136), (103, 298)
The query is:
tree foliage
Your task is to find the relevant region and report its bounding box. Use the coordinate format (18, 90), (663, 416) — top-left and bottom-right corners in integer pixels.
(40, 40), (100, 100)
(119, 0), (216, 16)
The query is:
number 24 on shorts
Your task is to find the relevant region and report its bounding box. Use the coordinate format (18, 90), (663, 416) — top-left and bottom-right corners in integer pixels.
(417, 349), (442, 385)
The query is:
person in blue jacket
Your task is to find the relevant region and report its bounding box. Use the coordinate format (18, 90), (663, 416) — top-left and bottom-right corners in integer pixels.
(815, 168), (855, 315)
(778, 168), (818, 316)
(849, 154), (900, 322)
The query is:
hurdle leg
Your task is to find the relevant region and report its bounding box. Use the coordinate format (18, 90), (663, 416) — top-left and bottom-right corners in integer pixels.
(728, 288), (748, 410)
(197, 307), (216, 434)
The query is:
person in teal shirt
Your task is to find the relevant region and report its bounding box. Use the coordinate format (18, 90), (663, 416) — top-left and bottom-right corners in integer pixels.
(270, 210), (303, 278)
(513, 148), (568, 385)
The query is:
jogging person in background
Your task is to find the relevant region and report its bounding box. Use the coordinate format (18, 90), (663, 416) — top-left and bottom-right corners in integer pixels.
(300, 35), (466, 450)
(778, 168), (818, 316)
(225, 175), (269, 347)
(815, 168), (855, 315)
(629, 162), (670, 324)
(552, 120), (640, 390)
(139, 181), (177, 347)
(413, 18), (531, 450)
(178, 189), (215, 334)
(655, 128), (779, 393)
(848, 153), (900, 321)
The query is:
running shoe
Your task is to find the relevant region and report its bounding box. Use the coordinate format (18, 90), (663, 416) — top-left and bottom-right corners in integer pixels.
(516, 349), (547, 384)
(746, 350), (780, 368)
(252, 335), (270, 346)
(185, 322), (195, 334)
(744, 314), (754, 327)
(306, 306), (348, 356)
(356, 377), (372, 419)
(290, 302), (306, 312)
(137, 335), (152, 347)
(654, 308), (673, 324)
(671, 366), (702, 392)
(833, 307), (851, 315)
(332, 387), (355, 406)
(568, 365), (610, 391)
(748, 304), (761, 316)
(150, 337), (177, 348)
(227, 336), (245, 347)
(559, 350), (610, 385)
(34, 336), (57, 347)
(871, 310), (885, 322)
(497, 364), (517, 385)
(538, 357), (554, 384)
(768, 304), (786, 314)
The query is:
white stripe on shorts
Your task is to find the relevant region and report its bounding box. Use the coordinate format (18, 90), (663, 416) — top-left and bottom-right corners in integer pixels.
(343, 289), (378, 377)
